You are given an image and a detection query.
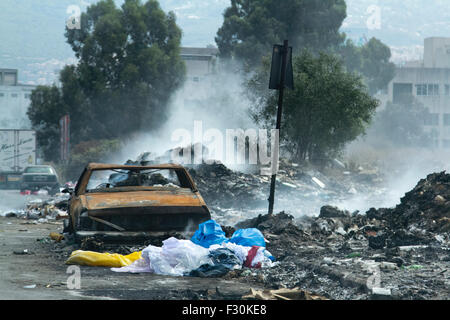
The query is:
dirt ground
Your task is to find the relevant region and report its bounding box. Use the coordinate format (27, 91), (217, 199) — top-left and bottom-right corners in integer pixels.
(0, 216), (266, 300)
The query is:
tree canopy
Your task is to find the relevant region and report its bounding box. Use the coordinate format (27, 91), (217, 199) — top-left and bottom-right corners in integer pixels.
(339, 38), (396, 95)
(216, 0), (395, 96)
(28, 0), (185, 162)
(367, 96), (433, 148)
(249, 50), (379, 162)
(216, 0), (347, 66)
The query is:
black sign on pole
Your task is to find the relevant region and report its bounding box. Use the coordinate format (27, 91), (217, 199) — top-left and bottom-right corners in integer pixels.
(269, 44), (294, 90)
(267, 40), (293, 215)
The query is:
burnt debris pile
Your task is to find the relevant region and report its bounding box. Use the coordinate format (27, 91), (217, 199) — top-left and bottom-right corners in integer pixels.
(364, 171), (450, 249)
(7, 154), (449, 300)
(188, 162), (268, 210)
(370, 171), (450, 233)
(234, 211), (310, 259)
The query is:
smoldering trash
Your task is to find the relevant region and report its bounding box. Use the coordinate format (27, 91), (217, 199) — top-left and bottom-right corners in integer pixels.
(10, 153), (450, 300)
(66, 219), (276, 277)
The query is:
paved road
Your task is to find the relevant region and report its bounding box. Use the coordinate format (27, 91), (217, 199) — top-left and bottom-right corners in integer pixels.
(0, 214), (262, 300)
(0, 189), (264, 300)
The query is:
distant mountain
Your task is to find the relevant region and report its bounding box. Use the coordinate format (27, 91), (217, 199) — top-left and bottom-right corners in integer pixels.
(1, 0), (449, 84)
(344, 0), (450, 62)
(0, 0), (228, 84)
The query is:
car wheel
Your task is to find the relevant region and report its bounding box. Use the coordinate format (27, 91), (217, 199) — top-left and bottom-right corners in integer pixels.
(64, 216), (75, 234)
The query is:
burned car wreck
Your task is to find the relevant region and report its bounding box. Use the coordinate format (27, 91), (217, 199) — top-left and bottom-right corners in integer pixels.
(63, 163), (211, 243)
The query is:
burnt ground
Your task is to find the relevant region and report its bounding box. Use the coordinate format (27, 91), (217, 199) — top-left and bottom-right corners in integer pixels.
(230, 212), (450, 300)
(0, 165), (449, 300)
(1, 211), (447, 301)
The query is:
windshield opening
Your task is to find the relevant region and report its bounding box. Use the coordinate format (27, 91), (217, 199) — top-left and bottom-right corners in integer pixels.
(25, 167), (54, 174)
(85, 168), (189, 193)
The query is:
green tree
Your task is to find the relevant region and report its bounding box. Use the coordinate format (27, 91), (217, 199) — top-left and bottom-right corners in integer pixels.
(27, 86), (67, 161)
(28, 0), (185, 162)
(249, 50), (379, 162)
(339, 38), (396, 95)
(216, 0), (347, 67)
(216, 1), (396, 95)
(65, 139), (122, 180)
(367, 97), (433, 147)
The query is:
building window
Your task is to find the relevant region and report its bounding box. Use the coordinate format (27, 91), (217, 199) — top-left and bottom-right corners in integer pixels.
(445, 84), (450, 96)
(424, 113), (439, 126)
(193, 77), (200, 82)
(11, 93), (18, 98)
(393, 83), (413, 104)
(24, 93), (31, 99)
(3, 72), (17, 85)
(428, 84), (439, 95)
(416, 84), (427, 96)
(444, 114), (450, 126)
(416, 84), (439, 96)
(0, 93), (4, 98)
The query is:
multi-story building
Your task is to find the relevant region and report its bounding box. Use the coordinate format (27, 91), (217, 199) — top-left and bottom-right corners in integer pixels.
(0, 69), (36, 129)
(179, 47), (220, 104)
(379, 37), (450, 148)
(180, 47), (219, 82)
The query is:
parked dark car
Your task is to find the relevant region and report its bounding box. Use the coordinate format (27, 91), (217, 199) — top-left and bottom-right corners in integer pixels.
(20, 165), (60, 195)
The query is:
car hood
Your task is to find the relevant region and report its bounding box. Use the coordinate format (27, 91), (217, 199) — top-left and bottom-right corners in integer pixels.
(80, 189), (204, 210)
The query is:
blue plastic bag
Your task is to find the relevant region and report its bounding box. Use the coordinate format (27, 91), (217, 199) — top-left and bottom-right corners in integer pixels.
(228, 228), (266, 248)
(191, 220), (227, 248)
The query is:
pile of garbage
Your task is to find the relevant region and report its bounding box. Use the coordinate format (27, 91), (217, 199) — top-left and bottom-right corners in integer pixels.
(363, 171), (450, 249)
(188, 162), (269, 210)
(195, 161), (390, 227)
(230, 172), (450, 252)
(369, 172), (450, 232)
(3, 196), (69, 223)
(66, 220), (276, 278)
(20, 165), (448, 300)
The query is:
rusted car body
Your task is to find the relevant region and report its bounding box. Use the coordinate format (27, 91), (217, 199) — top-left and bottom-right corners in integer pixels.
(65, 163), (211, 243)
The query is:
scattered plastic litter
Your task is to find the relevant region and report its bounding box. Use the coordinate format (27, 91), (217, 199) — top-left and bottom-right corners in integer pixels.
(110, 226), (275, 277)
(228, 228), (266, 248)
(188, 247), (242, 277)
(191, 219), (227, 248)
(66, 250), (142, 267)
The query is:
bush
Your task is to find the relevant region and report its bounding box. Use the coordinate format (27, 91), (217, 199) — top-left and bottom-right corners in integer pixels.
(63, 139), (122, 181)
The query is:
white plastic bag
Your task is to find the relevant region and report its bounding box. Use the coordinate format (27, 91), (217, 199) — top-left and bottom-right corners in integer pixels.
(151, 237), (211, 276)
(112, 237), (211, 276)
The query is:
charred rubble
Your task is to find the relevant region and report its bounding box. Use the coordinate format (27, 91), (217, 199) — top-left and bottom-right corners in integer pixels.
(221, 172), (449, 300)
(8, 157), (450, 300)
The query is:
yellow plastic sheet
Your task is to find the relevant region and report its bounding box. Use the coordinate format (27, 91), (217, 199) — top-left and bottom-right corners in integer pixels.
(66, 250), (142, 267)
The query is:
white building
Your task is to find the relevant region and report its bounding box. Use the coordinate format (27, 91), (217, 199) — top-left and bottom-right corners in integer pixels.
(0, 69), (36, 129)
(379, 38), (450, 148)
(180, 47), (219, 81)
(179, 47), (220, 102)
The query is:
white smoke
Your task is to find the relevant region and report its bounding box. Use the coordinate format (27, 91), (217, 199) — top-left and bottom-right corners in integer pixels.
(330, 138), (450, 214)
(109, 65), (256, 166)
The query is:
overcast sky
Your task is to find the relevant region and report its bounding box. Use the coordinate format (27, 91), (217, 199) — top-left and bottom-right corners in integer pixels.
(1, 0), (450, 84)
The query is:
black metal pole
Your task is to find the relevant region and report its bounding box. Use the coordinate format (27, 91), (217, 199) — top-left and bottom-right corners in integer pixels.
(268, 40), (289, 215)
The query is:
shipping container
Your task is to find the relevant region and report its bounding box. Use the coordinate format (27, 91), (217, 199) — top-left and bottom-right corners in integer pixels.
(0, 129), (36, 189)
